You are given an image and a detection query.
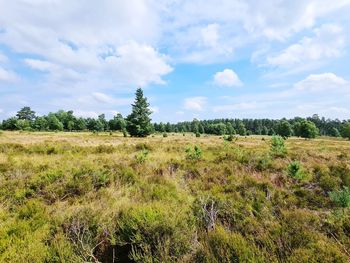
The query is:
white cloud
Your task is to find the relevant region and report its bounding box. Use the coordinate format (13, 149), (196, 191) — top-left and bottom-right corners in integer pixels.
(294, 72), (348, 92)
(267, 24), (345, 69)
(214, 69), (243, 87)
(105, 42), (173, 87)
(149, 106), (159, 113)
(0, 52), (8, 63)
(184, 97), (207, 111)
(0, 67), (18, 82)
(92, 92), (115, 104)
(201, 24), (219, 47)
(73, 110), (99, 118)
(0, 1), (172, 91)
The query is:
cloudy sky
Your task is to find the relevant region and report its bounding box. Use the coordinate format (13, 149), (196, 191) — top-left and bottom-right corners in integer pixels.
(1, 0), (350, 122)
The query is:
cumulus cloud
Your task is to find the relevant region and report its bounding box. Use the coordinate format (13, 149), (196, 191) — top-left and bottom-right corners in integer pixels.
(294, 73), (348, 92)
(0, 1), (172, 91)
(267, 24), (345, 69)
(184, 97), (207, 111)
(214, 69), (242, 87)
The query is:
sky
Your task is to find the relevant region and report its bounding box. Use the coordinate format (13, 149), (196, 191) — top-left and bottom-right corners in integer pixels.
(1, 0), (350, 122)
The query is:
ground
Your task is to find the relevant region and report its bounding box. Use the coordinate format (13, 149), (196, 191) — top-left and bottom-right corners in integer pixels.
(0, 131), (349, 262)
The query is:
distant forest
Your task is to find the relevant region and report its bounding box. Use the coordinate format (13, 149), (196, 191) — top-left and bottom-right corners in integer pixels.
(1, 106), (350, 139)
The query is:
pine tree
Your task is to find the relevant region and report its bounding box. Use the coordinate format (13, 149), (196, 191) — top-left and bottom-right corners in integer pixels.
(126, 88), (153, 137)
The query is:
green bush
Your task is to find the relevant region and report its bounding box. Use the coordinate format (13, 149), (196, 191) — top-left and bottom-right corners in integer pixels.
(163, 133), (168, 138)
(194, 226), (265, 263)
(135, 149), (149, 164)
(185, 145), (202, 161)
(270, 135), (287, 157)
(329, 187), (350, 208)
(195, 132), (201, 138)
(287, 161), (306, 180)
(115, 204), (194, 262)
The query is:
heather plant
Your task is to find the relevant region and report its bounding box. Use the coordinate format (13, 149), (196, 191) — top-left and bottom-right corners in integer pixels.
(329, 187), (350, 208)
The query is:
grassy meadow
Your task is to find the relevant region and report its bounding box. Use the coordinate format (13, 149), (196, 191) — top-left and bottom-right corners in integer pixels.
(0, 131), (350, 262)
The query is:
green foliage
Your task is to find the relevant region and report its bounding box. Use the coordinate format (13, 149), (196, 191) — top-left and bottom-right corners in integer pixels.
(16, 106), (36, 121)
(126, 88), (153, 137)
(185, 145), (202, 160)
(115, 204), (194, 262)
(329, 187), (350, 208)
(287, 161), (306, 180)
(270, 135), (287, 157)
(236, 120), (247, 136)
(195, 132), (201, 137)
(109, 113), (126, 131)
(341, 122), (350, 140)
(194, 226), (265, 263)
(163, 133), (168, 138)
(224, 134), (236, 142)
(135, 149), (149, 164)
(295, 120), (319, 139)
(276, 120), (293, 138)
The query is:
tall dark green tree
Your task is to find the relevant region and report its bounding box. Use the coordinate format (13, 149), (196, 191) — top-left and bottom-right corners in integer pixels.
(16, 106), (36, 121)
(126, 88), (153, 137)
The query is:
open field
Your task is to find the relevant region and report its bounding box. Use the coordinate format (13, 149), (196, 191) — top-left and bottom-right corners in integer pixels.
(0, 131), (350, 262)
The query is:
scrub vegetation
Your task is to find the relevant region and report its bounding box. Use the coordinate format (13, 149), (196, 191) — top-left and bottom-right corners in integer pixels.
(0, 131), (349, 262)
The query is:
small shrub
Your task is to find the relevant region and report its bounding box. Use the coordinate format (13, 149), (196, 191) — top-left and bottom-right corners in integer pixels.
(163, 133), (168, 138)
(135, 149), (149, 164)
(270, 135), (287, 157)
(185, 145), (202, 161)
(94, 145), (115, 154)
(319, 175), (341, 192)
(224, 134), (236, 142)
(115, 205), (194, 262)
(287, 161), (306, 180)
(329, 187), (350, 208)
(196, 132), (201, 138)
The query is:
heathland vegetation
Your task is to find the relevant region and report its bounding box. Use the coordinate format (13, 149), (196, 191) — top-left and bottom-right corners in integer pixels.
(0, 89), (350, 262)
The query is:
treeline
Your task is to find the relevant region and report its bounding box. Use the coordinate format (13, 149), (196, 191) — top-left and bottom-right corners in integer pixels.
(154, 115), (350, 139)
(1, 106), (350, 139)
(0, 107), (127, 132)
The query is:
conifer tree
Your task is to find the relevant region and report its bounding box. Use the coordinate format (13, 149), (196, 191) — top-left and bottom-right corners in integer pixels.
(126, 88), (153, 137)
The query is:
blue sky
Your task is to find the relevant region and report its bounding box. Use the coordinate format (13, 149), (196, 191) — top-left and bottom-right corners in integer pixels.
(1, 0), (350, 122)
